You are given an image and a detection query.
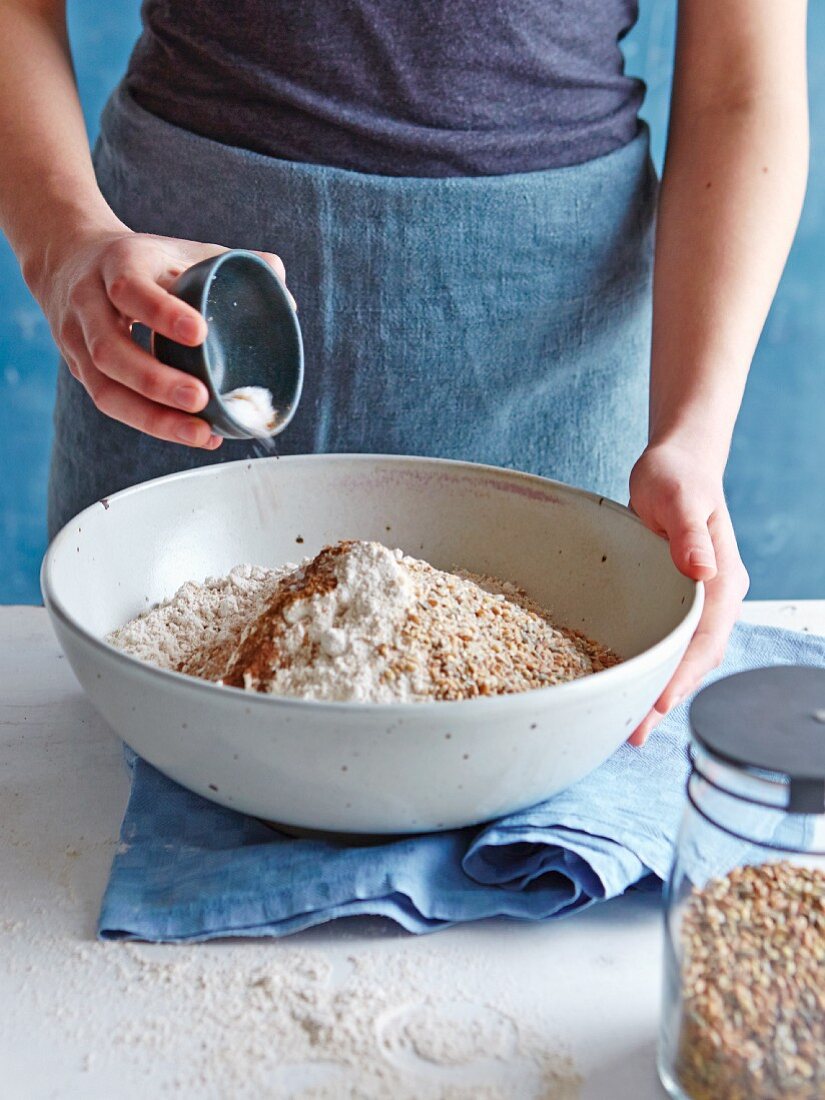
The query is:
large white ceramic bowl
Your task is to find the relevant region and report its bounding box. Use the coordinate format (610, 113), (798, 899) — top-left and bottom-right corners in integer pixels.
(42, 455), (702, 834)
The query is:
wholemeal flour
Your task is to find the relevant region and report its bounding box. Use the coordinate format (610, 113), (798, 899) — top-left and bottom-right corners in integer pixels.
(108, 540), (618, 701)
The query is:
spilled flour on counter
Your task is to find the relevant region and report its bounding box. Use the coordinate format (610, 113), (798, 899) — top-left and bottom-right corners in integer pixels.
(0, 806), (582, 1099)
(7, 922), (581, 1099)
(109, 540), (619, 702)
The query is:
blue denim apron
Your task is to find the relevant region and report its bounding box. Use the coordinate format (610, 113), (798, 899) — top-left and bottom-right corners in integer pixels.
(47, 84), (656, 537)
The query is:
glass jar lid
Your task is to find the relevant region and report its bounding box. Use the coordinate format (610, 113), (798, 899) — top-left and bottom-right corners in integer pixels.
(690, 666), (825, 813)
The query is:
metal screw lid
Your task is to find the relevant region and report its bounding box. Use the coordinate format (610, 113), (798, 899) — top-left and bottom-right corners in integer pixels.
(690, 666), (825, 814)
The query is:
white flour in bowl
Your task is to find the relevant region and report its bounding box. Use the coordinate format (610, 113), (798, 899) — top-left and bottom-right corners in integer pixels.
(107, 563), (291, 673)
(108, 540), (619, 702)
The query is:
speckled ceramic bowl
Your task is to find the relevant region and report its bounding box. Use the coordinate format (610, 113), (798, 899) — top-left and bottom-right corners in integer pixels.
(41, 455), (702, 834)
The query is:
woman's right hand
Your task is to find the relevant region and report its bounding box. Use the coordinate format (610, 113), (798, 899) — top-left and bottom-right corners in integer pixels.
(25, 226), (289, 448)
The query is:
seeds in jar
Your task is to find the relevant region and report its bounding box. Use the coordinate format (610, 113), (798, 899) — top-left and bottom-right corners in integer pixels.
(109, 539), (620, 703)
(674, 861), (825, 1100)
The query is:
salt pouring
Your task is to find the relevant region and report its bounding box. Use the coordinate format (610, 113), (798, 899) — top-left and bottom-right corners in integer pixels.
(151, 249), (303, 440)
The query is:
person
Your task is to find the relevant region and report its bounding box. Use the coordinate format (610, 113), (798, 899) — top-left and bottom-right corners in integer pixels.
(0, 1), (808, 741)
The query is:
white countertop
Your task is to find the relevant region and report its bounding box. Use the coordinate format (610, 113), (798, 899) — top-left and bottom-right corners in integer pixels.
(1, 601), (823, 1100)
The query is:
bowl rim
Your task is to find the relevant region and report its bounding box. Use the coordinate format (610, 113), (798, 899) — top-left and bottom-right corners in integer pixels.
(41, 453), (704, 715)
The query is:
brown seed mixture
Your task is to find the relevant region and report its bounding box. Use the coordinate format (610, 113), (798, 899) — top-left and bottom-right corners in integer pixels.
(183, 542), (345, 687)
(179, 539), (620, 703)
(674, 861), (825, 1100)
(392, 559), (618, 701)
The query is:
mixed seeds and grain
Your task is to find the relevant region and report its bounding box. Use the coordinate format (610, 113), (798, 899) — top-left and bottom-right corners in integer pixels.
(109, 539), (619, 702)
(674, 861), (825, 1100)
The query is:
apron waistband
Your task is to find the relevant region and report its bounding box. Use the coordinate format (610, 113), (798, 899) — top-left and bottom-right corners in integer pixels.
(97, 82), (655, 232)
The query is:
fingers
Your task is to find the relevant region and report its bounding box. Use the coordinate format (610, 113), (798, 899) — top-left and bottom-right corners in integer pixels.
(657, 515), (747, 706)
(64, 282), (220, 448)
(655, 486), (718, 581)
(78, 354), (222, 449)
(629, 452), (717, 581)
(629, 509), (748, 747)
(628, 708), (660, 748)
(97, 378), (222, 447)
(104, 244), (296, 333)
(252, 250), (297, 311)
(254, 250), (286, 282)
(76, 289), (210, 413)
(630, 621), (726, 749)
(104, 264), (206, 346)
(56, 231), (293, 446)
(668, 517), (717, 581)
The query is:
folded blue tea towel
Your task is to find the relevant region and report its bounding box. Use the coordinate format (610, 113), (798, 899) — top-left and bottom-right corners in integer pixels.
(99, 622), (825, 942)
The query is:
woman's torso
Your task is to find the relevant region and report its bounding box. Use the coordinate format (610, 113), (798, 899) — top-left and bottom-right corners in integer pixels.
(125, 0), (643, 177)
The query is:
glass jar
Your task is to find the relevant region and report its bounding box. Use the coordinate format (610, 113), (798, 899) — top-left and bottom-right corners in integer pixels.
(658, 666), (825, 1100)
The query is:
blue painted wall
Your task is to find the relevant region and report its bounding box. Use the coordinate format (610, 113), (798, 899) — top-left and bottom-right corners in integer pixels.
(1, 1), (823, 602)
(0, 1), (142, 603)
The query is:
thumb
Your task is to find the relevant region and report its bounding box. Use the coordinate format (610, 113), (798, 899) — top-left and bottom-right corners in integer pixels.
(666, 507), (718, 581)
(254, 250), (298, 312)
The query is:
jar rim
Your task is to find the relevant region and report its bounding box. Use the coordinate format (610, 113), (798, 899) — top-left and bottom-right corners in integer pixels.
(689, 667), (825, 814)
(688, 754), (825, 856)
(691, 743), (791, 809)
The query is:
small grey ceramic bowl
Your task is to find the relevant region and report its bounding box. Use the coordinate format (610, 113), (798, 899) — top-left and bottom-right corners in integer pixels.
(152, 249), (304, 439)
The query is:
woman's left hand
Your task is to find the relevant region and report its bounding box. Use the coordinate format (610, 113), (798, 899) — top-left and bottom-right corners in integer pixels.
(627, 441), (750, 746)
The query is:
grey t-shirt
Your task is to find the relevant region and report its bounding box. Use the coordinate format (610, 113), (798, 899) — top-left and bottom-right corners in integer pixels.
(125, 0), (644, 177)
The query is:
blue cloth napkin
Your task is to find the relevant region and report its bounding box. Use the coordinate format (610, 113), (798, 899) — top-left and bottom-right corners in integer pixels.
(99, 622), (825, 942)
